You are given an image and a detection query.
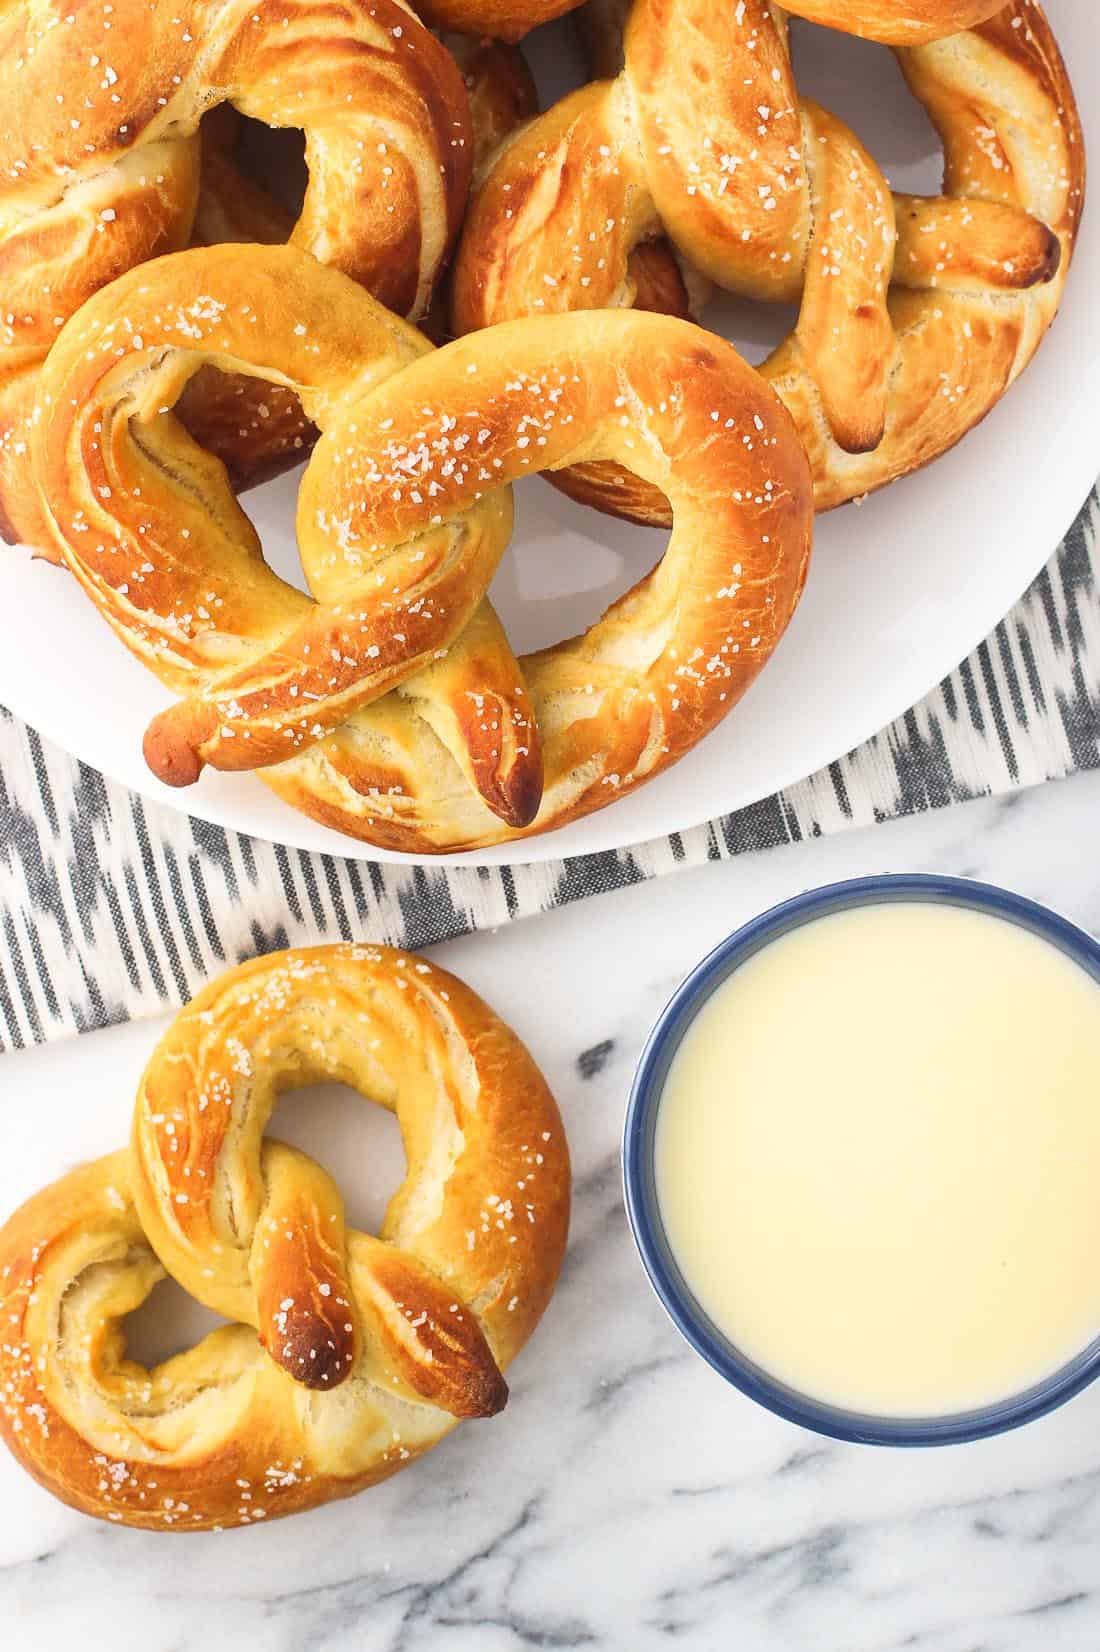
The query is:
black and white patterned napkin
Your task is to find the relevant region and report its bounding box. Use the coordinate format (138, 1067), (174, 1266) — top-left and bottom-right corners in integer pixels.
(1, 487), (1096, 1050)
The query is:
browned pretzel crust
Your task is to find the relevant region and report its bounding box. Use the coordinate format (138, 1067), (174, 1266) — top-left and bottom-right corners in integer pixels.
(453, 0), (1084, 527)
(782, 1), (1005, 43)
(416, 0), (585, 46)
(185, 35), (541, 473)
(32, 243), (812, 852)
(0, 945), (570, 1530)
(0, 0), (473, 549)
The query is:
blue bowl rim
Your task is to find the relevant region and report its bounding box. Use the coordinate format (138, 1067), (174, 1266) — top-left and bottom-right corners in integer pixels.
(622, 873), (1100, 1447)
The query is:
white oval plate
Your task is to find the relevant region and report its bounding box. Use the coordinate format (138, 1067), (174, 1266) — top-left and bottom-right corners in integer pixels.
(1, 1), (1096, 867)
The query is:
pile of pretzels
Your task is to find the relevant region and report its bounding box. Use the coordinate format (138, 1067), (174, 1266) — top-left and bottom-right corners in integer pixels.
(0, 0), (1083, 852)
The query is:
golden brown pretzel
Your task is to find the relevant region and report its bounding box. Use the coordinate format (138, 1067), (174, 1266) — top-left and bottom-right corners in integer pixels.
(32, 242), (812, 852)
(0, 0), (472, 549)
(781, 0), (1005, 42)
(578, 0), (1008, 65)
(0, 945), (570, 1531)
(429, 33), (699, 344)
(415, 0), (584, 45)
(453, 0), (1084, 527)
(196, 34), (535, 230)
(185, 36), (536, 467)
(450, 35), (542, 179)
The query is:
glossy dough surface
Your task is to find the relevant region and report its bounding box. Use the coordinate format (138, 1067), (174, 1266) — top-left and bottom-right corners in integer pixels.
(184, 34), (537, 474)
(415, 0), (585, 44)
(33, 243), (813, 852)
(782, 1), (1005, 42)
(0, 0), (472, 548)
(453, 0), (1084, 525)
(0, 945), (570, 1530)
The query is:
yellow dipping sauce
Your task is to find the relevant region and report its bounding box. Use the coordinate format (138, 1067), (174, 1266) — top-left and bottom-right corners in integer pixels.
(655, 901), (1100, 1417)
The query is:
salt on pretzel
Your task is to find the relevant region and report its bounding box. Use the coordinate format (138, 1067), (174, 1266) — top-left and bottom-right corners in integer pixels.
(0, 945), (570, 1530)
(453, 0), (1084, 527)
(33, 242), (812, 852)
(183, 35), (538, 473)
(0, 0), (472, 550)
(576, 0), (1008, 66)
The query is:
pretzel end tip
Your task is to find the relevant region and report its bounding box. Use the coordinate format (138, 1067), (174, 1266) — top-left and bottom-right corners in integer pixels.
(1033, 226), (1063, 289)
(461, 1362), (509, 1421)
(263, 1310), (356, 1393)
(143, 715), (206, 788)
(460, 689), (545, 828)
(494, 757), (544, 831)
(832, 417), (888, 457)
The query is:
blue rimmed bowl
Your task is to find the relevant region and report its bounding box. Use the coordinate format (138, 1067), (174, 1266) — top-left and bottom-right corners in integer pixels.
(623, 874), (1100, 1447)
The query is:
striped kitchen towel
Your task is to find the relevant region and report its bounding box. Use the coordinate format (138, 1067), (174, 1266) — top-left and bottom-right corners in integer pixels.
(1, 485), (1097, 1050)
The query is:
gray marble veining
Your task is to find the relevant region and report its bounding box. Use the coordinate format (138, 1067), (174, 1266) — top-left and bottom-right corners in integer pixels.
(4, 772), (1100, 1649)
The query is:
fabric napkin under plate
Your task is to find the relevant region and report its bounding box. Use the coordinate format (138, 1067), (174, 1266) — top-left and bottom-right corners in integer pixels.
(1, 485), (1097, 1050)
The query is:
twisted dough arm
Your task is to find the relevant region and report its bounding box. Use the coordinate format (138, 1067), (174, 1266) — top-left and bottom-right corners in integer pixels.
(263, 307), (814, 850)
(210, 0), (470, 320)
(781, 0), (1006, 45)
(0, 137), (201, 546)
(33, 245), (539, 826)
(0, 0), (472, 549)
(33, 245), (812, 851)
(452, 0), (1082, 525)
(182, 29), (534, 490)
(761, 4), (1082, 509)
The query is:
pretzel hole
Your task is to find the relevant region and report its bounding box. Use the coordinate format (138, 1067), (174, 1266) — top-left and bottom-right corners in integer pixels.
(122, 1273), (228, 1368)
(787, 19), (943, 193)
(174, 361), (317, 496)
(269, 1080), (408, 1238)
(489, 477), (672, 655)
(186, 111), (317, 495)
(225, 115), (309, 222)
(197, 105), (309, 235)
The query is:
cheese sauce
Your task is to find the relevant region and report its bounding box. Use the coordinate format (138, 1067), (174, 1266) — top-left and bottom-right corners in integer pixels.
(655, 901), (1100, 1417)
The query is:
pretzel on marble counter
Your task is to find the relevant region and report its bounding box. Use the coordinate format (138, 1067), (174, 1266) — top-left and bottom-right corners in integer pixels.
(453, 0), (1084, 527)
(0, 0), (473, 550)
(33, 242), (812, 852)
(0, 944), (570, 1531)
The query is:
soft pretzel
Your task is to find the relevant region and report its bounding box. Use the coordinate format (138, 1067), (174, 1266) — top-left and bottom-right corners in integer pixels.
(430, 33), (701, 343)
(453, 0), (1084, 527)
(33, 242), (813, 852)
(579, 0), (1007, 64)
(184, 34), (537, 468)
(781, 1), (1005, 42)
(0, 945), (570, 1530)
(415, 0), (584, 46)
(0, 0), (473, 549)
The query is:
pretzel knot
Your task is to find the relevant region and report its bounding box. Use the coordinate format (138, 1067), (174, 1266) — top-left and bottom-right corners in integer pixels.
(33, 241), (813, 852)
(0, 0), (472, 549)
(453, 0), (1084, 528)
(0, 946), (570, 1530)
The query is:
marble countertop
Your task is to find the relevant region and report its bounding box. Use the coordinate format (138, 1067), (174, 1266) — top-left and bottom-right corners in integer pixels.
(5, 771), (1100, 1650)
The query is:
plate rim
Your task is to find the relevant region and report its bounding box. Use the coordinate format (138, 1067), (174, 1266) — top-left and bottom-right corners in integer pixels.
(1, 0), (1096, 869)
